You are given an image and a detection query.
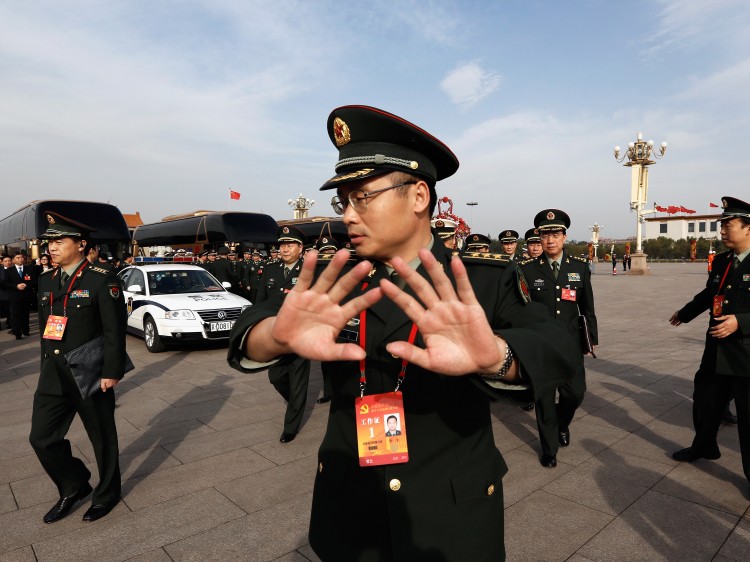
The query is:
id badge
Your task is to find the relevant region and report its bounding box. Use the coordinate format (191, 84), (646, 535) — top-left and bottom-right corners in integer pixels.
(713, 295), (724, 316)
(355, 391), (409, 467)
(43, 315), (68, 340)
(561, 288), (577, 302)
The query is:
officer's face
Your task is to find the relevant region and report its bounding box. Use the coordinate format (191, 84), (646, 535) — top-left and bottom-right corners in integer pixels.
(339, 173), (429, 262)
(527, 241), (543, 258)
(279, 242), (302, 264)
(501, 241), (517, 255)
(48, 237), (85, 267)
(721, 218), (750, 251)
(541, 230), (566, 260)
(2, 257), (11, 268)
(387, 418), (397, 431)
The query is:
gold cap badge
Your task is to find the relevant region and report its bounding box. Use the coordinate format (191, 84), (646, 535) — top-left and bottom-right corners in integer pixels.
(435, 219), (444, 227)
(547, 211), (555, 220)
(333, 117), (351, 147)
(282, 227), (289, 234)
(47, 214), (55, 224)
(722, 198), (727, 208)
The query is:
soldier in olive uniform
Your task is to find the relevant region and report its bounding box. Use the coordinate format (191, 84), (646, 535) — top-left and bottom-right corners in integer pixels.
(499, 229), (520, 261)
(525, 227), (543, 259)
(30, 213), (127, 523)
(520, 209), (597, 467)
(227, 105), (579, 561)
(256, 226), (311, 443)
(669, 197), (750, 486)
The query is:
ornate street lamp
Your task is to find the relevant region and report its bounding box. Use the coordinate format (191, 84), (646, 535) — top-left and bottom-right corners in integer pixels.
(288, 193), (315, 219)
(466, 201), (478, 228)
(613, 132), (668, 273)
(588, 223), (602, 262)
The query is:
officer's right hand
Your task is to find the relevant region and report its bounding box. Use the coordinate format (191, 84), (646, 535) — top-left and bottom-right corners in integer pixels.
(668, 311), (682, 326)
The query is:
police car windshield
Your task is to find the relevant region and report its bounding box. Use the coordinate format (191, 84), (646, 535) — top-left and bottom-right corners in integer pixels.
(147, 270), (224, 295)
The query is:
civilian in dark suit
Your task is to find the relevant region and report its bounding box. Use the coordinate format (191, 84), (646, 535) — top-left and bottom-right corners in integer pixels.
(0, 255), (13, 331)
(2, 252), (38, 339)
(669, 196), (750, 487)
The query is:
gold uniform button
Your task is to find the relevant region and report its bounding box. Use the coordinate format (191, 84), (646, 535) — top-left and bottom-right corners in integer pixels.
(555, 285), (560, 289)
(556, 310), (561, 315)
(727, 285), (732, 289)
(724, 300), (729, 304)
(54, 349), (60, 355)
(318, 462), (323, 473)
(389, 479), (401, 492)
(556, 297), (560, 301)
(487, 484), (495, 496)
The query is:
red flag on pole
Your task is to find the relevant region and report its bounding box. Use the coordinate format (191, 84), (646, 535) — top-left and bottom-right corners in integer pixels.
(709, 202), (719, 208)
(667, 205), (679, 214)
(229, 189), (241, 200)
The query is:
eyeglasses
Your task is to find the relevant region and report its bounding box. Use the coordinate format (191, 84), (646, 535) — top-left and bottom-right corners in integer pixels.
(331, 181), (416, 215)
(539, 231), (564, 240)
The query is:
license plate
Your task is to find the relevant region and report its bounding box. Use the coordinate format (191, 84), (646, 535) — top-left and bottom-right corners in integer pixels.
(209, 321), (234, 332)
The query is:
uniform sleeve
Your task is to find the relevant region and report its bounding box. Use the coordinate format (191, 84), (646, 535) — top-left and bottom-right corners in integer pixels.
(226, 297), (283, 373)
(580, 264), (598, 345)
(99, 272), (128, 379)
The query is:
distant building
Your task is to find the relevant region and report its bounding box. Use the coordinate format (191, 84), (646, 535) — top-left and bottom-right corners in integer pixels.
(644, 214), (721, 241)
(122, 211), (144, 238)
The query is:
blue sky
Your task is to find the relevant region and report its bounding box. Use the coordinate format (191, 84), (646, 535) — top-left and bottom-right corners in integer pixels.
(2, 0), (749, 241)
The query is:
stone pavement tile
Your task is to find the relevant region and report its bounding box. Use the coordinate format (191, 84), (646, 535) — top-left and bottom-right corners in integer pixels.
(491, 419), (538, 454)
(0, 436), (33, 463)
(0, 389), (33, 415)
(216, 455), (317, 514)
(653, 456), (749, 516)
(542, 446), (673, 516)
(295, 544), (321, 562)
(122, 448), (275, 511)
(201, 401), (291, 431)
(0, 410), (32, 429)
(0, 546), (35, 562)
(225, 387), (285, 408)
(489, 397), (530, 421)
(31, 488), (244, 561)
(122, 397), (239, 430)
(717, 423), (743, 456)
(583, 396), (675, 433)
(502, 449), (575, 507)
(11, 473), (63, 509)
(250, 424), (326, 466)
(609, 416), (692, 467)
(162, 420), (282, 464)
(124, 548), (173, 561)
(0, 454), (46, 485)
(273, 553), (313, 562)
(164, 492), (313, 562)
(112, 390), (174, 409)
(577, 490), (738, 562)
(717, 518), (750, 561)
(547, 419), (631, 467)
(0, 422), (31, 444)
(504, 490), (613, 562)
(0, 484), (17, 516)
(163, 383), (255, 408)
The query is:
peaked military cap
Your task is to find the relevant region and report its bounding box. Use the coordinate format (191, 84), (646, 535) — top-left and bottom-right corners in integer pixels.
(431, 217), (457, 240)
(251, 249), (261, 256)
(465, 233), (492, 250)
(719, 196), (750, 220)
(315, 236), (339, 252)
(534, 209), (570, 231)
(277, 225), (306, 245)
(208, 250), (218, 256)
(320, 105), (459, 190)
(40, 212), (93, 239)
(217, 246), (229, 255)
(524, 228), (541, 242)
(499, 229), (519, 242)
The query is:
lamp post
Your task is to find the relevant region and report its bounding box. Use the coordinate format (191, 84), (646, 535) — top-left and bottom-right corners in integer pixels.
(466, 201), (478, 229)
(288, 193), (315, 219)
(613, 132), (667, 274)
(588, 223), (602, 262)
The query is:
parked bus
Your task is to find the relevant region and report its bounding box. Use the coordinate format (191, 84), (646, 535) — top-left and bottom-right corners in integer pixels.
(0, 200), (131, 260)
(277, 216), (349, 247)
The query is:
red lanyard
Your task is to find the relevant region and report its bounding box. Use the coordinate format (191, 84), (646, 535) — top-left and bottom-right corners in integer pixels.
(358, 281), (419, 397)
(717, 259), (733, 293)
(49, 261), (89, 317)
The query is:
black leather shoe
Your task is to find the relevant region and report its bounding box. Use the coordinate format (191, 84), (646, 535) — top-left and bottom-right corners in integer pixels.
(316, 396), (331, 404)
(43, 483), (93, 523)
(82, 498), (120, 522)
(672, 447), (721, 462)
(540, 454), (557, 468)
(722, 408), (738, 424)
(559, 429), (570, 447)
(279, 432), (297, 443)
(521, 403), (535, 411)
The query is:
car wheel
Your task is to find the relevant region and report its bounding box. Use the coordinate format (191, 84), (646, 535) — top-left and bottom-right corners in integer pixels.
(144, 316), (165, 353)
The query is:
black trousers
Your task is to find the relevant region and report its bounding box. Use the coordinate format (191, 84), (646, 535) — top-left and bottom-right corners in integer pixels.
(691, 369), (750, 483)
(29, 384), (121, 505)
(534, 365), (587, 456)
(268, 355), (311, 435)
(9, 298), (30, 336)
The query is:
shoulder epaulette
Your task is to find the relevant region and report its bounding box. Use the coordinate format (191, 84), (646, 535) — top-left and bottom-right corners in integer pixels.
(519, 257), (535, 265)
(461, 252), (510, 266)
(317, 253), (359, 264)
(40, 268), (54, 276)
(88, 266), (110, 275)
(570, 255), (589, 263)
(717, 250), (732, 258)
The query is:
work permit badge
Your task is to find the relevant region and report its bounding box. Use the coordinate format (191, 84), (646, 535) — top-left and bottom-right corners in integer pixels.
(713, 295), (724, 316)
(561, 288), (577, 301)
(43, 315), (67, 340)
(355, 391), (409, 467)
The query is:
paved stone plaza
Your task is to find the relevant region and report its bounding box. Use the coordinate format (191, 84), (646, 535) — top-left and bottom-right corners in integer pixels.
(1, 262), (749, 561)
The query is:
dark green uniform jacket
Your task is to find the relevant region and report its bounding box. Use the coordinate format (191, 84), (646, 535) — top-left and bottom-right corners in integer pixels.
(38, 262), (128, 394)
(227, 240), (580, 561)
(677, 250), (750, 377)
(520, 252), (598, 353)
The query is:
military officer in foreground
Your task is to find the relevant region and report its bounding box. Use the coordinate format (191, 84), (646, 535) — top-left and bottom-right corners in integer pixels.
(30, 213), (127, 523)
(669, 196), (750, 487)
(227, 105), (579, 561)
(256, 226), (311, 443)
(499, 229), (520, 260)
(520, 209), (597, 467)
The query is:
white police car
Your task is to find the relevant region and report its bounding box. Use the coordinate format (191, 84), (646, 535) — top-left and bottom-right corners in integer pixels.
(118, 264), (250, 352)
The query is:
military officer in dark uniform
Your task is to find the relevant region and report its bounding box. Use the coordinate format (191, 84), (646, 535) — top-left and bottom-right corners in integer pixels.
(499, 229), (519, 261)
(524, 227), (543, 259)
(30, 213), (127, 523)
(430, 218), (458, 250)
(464, 233), (491, 253)
(669, 197), (750, 487)
(256, 226), (311, 443)
(314, 237), (340, 405)
(227, 105), (579, 561)
(520, 209), (597, 467)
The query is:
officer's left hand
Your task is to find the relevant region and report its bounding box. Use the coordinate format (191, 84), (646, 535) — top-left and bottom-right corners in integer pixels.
(710, 315), (738, 338)
(101, 378), (119, 392)
(381, 249), (506, 377)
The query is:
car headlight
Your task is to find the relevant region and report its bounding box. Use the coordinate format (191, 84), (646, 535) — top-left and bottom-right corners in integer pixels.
(165, 309), (195, 320)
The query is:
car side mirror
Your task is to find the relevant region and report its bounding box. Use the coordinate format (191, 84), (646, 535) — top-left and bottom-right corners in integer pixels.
(127, 284), (142, 293)
(221, 282), (232, 289)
